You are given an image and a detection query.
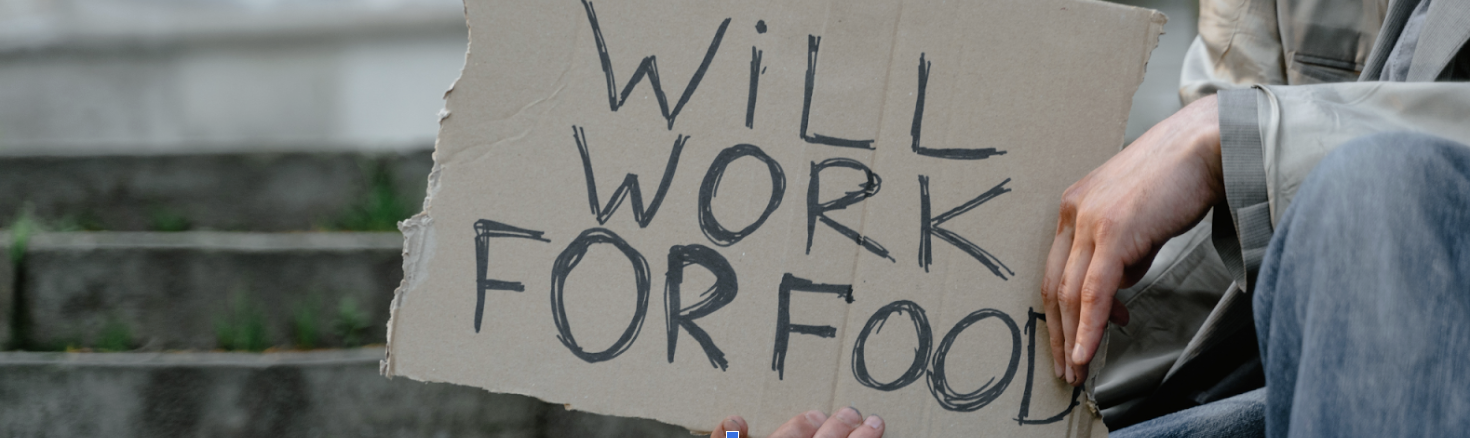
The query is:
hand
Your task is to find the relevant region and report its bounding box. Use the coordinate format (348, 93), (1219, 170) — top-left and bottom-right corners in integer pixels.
(1043, 94), (1225, 386)
(710, 407), (884, 438)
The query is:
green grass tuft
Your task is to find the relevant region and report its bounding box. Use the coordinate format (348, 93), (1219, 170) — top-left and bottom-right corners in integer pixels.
(215, 294), (272, 352)
(9, 204), (39, 265)
(95, 315), (135, 352)
(330, 159), (416, 232)
(147, 206), (192, 232)
(334, 296), (370, 348)
(290, 295), (322, 350)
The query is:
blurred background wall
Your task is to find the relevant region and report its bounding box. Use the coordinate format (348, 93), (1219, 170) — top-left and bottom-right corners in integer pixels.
(0, 0), (466, 155)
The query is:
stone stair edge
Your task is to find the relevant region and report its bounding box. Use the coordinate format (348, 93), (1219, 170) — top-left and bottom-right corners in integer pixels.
(0, 346), (385, 368)
(0, 0), (466, 54)
(21, 231), (406, 251)
(0, 344), (696, 438)
(0, 149), (434, 232)
(0, 145), (433, 159)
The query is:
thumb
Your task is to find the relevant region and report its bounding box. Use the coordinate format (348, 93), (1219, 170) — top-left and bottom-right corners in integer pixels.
(710, 416), (748, 438)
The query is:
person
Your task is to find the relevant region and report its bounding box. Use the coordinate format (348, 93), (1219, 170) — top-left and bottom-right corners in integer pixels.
(714, 0), (1470, 435)
(1053, 0), (1470, 434)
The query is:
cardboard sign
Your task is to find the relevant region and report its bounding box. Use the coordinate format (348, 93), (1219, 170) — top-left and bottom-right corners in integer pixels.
(384, 0), (1162, 436)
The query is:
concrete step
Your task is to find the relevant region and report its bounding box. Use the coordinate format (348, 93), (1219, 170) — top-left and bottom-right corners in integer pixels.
(0, 347), (691, 438)
(1, 232), (13, 345)
(1, 150), (431, 232)
(13, 231), (403, 351)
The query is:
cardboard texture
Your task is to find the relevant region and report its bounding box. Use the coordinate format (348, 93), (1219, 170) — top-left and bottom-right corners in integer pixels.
(385, 0), (1163, 436)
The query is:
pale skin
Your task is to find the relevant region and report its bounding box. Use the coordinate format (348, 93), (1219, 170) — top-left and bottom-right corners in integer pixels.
(709, 408), (884, 438)
(1045, 94), (1223, 386)
(716, 96), (1225, 436)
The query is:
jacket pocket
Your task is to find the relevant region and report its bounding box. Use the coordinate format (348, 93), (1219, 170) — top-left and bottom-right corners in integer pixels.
(1291, 52), (1362, 83)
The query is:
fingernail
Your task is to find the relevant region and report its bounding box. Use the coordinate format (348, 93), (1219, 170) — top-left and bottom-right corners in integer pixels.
(835, 407), (862, 426)
(864, 415), (883, 430)
(1064, 364), (1075, 384)
(803, 410), (827, 428)
(1053, 361), (1063, 379)
(725, 416), (745, 431)
(1072, 345), (1086, 364)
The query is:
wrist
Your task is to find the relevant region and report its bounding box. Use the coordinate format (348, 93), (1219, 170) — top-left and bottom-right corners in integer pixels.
(1186, 94), (1225, 205)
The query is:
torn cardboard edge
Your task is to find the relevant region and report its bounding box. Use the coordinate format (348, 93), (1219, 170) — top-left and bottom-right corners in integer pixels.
(385, 0), (1165, 435)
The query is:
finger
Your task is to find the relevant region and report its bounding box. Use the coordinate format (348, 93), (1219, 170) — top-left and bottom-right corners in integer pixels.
(710, 416), (749, 438)
(848, 415), (885, 438)
(1042, 227), (1073, 380)
(1109, 296), (1130, 326)
(769, 410), (827, 438)
(1044, 300), (1067, 380)
(1044, 292), (1067, 381)
(1072, 251), (1123, 367)
(813, 407), (864, 438)
(1059, 242), (1092, 386)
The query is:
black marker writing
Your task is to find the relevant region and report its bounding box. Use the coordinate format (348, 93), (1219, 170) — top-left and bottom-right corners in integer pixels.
(1016, 309), (1082, 425)
(698, 144), (786, 247)
(807, 158), (894, 262)
(746, 46), (763, 129)
(911, 54), (1006, 160)
(771, 273), (853, 380)
(918, 175), (1016, 280)
(927, 308), (1021, 412)
(472, 219), (550, 333)
(549, 228), (651, 363)
(851, 300), (932, 391)
(665, 244), (739, 371)
(800, 35), (875, 149)
(580, 0), (730, 130)
(573, 125), (687, 228)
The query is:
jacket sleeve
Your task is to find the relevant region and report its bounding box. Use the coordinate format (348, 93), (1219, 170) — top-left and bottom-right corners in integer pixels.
(1215, 83), (1470, 291)
(1177, 0), (1290, 289)
(1179, 0), (1289, 105)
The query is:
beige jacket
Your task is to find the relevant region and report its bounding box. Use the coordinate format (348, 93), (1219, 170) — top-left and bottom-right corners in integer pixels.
(1096, 0), (1470, 428)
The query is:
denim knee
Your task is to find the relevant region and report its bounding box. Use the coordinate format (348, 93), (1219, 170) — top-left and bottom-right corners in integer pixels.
(1296, 131), (1470, 212)
(1260, 131), (1470, 320)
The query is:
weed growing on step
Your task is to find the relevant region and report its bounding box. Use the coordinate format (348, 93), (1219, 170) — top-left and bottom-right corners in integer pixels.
(334, 296), (370, 347)
(41, 330), (88, 352)
(329, 159), (416, 232)
(290, 294), (322, 350)
(47, 212), (105, 232)
(95, 315), (135, 352)
(146, 206), (192, 232)
(8, 204), (39, 264)
(216, 294), (271, 351)
(9, 206), (113, 351)
(7, 205), (39, 351)
(8, 203), (106, 237)
(9, 204), (107, 266)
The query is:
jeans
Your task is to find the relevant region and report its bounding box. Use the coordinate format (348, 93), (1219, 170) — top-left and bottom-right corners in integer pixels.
(1110, 387), (1267, 438)
(1115, 132), (1470, 437)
